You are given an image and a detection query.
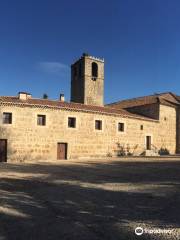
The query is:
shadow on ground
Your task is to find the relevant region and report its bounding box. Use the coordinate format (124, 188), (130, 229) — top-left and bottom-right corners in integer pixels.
(0, 160), (180, 240)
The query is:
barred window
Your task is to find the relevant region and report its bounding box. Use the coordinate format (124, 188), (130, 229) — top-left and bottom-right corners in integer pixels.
(95, 120), (102, 130)
(37, 115), (46, 126)
(92, 62), (98, 80)
(118, 122), (124, 132)
(3, 112), (12, 124)
(74, 67), (77, 76)
(68, 117), (76, 128)
(79, 63), (82, 76)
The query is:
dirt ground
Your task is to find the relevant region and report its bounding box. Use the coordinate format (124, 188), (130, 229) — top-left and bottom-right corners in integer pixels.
(0, 158), (180, 240)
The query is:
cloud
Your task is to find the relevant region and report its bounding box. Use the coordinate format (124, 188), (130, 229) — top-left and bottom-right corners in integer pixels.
(38, 61), (69, 75)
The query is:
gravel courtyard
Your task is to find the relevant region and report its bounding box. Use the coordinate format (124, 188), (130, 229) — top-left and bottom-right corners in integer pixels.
(0, 158), (180, 240)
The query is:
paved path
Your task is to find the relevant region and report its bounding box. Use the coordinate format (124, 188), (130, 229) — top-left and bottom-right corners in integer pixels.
(0, 159), (180, 240)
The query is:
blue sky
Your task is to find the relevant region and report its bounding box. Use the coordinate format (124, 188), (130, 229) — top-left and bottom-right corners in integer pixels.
(0, 0), (180, 103)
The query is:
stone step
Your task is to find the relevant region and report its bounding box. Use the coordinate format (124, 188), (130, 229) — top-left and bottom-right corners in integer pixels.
(144, 150), (160, 156)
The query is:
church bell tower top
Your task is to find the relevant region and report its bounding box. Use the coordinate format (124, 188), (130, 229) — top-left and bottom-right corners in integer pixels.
(71, 53), (104, 106)
(71, 53), (104, 66)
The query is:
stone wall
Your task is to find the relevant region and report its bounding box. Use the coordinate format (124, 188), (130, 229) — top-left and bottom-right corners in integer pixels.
(156, 105), (176, 154)
(84, 56), (104, 106)
(175, 107), (180, 153)
(0, 103), (177, 162)
(71, 59), (85, 104)
(71, 55), (104, 106)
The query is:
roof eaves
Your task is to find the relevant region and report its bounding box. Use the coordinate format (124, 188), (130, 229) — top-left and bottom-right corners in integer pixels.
(0, 100), (158, 122)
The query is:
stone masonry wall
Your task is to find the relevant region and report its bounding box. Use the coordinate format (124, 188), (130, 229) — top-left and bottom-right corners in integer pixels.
(156, 105), (176, 154)
(175, 107), (180, 153)
(84, 57), (104, 106)
(71, 59), (85, 104)
(0, 103), (177, 162)
(71, 56), (104, 106)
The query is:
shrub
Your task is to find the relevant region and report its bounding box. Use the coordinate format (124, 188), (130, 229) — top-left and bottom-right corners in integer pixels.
(158, 148), (170, 155)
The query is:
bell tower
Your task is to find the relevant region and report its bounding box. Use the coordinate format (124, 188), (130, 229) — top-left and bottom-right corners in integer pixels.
(71, 53), (104, 106)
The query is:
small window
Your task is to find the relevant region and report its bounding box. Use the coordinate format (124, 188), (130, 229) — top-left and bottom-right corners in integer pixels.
(95, 120), (102, 130)
(118, 122), (124, 132)
(74, 67), (77, 76)
(3, 112), (12, 124)
(92, 62), (98, 80)
(37, 115), (46, 126)
(164, 117), (167, 121)
(68, 117), (76, 128)
(140, 125), (143, 130)
(79, 63), (82, 76)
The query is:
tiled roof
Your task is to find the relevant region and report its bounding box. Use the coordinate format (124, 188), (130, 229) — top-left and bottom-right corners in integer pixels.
(107, 95), (158, 108)
(0, 96), (157, 121)
(173, 94), (180, 102)
(107, 92), (180, 109)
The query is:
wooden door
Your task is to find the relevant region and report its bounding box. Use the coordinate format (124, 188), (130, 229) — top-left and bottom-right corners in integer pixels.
(0, 139), (7, 162)
(146, 136), (151, 150)
(57, 143), (67, 160)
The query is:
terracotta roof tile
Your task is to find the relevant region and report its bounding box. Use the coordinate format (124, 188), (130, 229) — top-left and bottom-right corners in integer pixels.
(107, 92), (180, 109)
(0, 96), (157, 121)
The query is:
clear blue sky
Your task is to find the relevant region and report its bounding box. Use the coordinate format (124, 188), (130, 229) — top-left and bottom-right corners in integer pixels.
(0, 0), (180, 103)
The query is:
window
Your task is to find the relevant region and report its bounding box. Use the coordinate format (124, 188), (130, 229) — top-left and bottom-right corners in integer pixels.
(68, 117), (76, 128)
(92, 62), (98, 80)
(118, 122), (124, 132)
(140, 125), (143, 130)
(74, 67), (77, 76)
(3, 112), (12, 124)
(79, 63), (82, 76)
(95, 120), (102, 130)
(37, 115), (46, 126)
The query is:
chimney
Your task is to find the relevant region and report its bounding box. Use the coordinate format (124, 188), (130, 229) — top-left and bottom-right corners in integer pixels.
(18, 92), (32, 100)
(60, 93), (65, 102)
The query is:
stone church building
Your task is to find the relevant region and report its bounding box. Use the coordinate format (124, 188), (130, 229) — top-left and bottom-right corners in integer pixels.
(0, 53), (180, 162)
